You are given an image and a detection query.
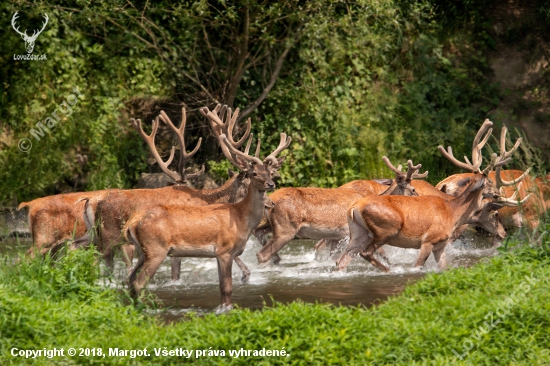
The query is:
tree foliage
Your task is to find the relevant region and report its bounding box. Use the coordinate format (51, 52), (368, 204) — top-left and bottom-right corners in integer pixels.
(0, 0), (511, 203)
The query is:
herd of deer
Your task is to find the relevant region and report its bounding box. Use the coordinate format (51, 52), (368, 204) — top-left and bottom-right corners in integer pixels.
(16, 103), (550, 311)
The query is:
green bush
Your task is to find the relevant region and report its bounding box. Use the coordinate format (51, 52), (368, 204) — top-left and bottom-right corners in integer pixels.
(1, 224), (549, 365)
(0, 0), (513, 203)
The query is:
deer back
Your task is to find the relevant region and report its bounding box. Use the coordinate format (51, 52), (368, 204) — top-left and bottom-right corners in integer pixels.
(268, 187), (365, 230)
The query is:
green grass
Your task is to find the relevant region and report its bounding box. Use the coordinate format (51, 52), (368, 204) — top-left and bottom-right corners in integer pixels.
(1, 228), (549, 365)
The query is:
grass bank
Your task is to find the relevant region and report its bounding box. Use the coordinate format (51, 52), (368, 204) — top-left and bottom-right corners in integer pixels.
(1, 228), (549, 365)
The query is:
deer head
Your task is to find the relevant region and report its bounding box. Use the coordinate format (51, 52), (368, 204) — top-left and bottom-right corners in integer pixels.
(12, 12), (49, 54)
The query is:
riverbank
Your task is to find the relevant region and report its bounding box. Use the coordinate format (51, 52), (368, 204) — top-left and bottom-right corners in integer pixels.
(0, 228), (548, 365)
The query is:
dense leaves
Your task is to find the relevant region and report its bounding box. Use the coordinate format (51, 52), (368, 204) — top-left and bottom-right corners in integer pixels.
(0, 0), (523, 204)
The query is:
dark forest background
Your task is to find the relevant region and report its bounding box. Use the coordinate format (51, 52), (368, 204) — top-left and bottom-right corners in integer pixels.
(1, 0), (549, 205)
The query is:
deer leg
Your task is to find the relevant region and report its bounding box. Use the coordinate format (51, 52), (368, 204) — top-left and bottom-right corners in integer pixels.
(130, 248), (168, 299)
(359, 244), (390, 272)
(125, 225), (168, 298)
(256, 231), (295, 264)
(432, 243), (448, 270)
(121, 243), (135, 274)
(336, 218), (372, 271)
(70, 231), (93, 250)
(168, 257), (181, 281)
(328, 239), (349, 261)
(102, 246), (116, 274)
(415, 242), (435, 268)
(314, 239), (327, 251)
(234, 257), (251, 284)
(27, 242), (54, 258)
(216, 254), (234, 311)
(49, 240), (69, 260)
(374, 245), (390, 264)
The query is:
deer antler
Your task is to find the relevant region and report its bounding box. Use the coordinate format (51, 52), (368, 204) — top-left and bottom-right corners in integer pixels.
(219, 135), (263, 166)
(200, 104), (252, 169)
(131, 108), (202, 184)
(495, 181), (532, 206)
(485, 125), (531, 206)
(482, 125), (523, 174)
(219, 131), (291, 169)
(264, 133), (292, 167)
(382, 156), (428, 182)
(158, 108), (203, 181)
(438, 119), (493, 173)
(131, 117), (178, 183)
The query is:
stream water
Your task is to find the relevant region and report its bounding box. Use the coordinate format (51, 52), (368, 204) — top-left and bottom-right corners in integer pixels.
(1, 230), (498, 322)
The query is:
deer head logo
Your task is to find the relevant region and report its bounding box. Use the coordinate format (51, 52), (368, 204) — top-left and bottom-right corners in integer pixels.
(11, 11), (49, 54)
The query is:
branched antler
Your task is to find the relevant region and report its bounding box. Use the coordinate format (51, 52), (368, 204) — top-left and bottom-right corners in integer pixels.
(131, 107), (202, 184)
(438, 119), (493, 173)
(382, 156), (428, 182)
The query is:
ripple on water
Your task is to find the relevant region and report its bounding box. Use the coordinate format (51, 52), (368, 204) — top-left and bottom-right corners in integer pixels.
(1, 230), (497, 320)
(96, 229), (497, 320)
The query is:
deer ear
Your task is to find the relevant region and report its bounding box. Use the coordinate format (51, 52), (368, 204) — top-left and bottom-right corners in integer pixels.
(228, 169), (236, 178)
(439, 184), (448, 194)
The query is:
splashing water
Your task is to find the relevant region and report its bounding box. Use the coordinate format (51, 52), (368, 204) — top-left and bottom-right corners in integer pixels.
(0, 229), (496, 321)
(100, 229), (497, 320)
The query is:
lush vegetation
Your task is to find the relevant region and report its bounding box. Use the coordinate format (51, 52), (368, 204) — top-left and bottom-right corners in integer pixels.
(5, 0), (546, 205)
(0, 221), (548, 365)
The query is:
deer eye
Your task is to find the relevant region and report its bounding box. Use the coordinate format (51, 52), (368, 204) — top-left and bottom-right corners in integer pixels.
(252, 172), (258, 177)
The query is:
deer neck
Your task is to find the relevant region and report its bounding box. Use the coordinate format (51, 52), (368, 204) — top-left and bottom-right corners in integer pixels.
(191, 172), (244, 203)
(235, 181), (268, 230)
(449, 189), (484, 228)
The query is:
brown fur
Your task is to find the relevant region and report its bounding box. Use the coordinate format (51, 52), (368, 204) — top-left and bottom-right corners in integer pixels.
(436, 170), (549, 230)
(337, 175), (488, 271)
(256, 187), (371, 264)
(85, 172), (249, 272)
(256, 169), (428, 264)
(125, 162), (276, 309)
(18, 190), (118, 258)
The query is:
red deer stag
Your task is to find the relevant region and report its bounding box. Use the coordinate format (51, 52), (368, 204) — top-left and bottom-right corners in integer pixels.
(436, 125), (536, 233)
(80, 105), (258, 279)
(255, 157), (427, 265)
(124, 132), (291, 312)
(337, 170), (510, 250)
(491, 169), (548, 229)
(336, 175), (491, 272)
(336, 120), (525, 271)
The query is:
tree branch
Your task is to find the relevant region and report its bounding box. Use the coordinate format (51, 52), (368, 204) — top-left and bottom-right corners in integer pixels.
(238, 35), (296, 122)
(225, 5), (250, 107)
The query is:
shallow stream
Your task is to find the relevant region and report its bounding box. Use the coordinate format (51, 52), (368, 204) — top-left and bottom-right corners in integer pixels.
(1, 230), (498, 322)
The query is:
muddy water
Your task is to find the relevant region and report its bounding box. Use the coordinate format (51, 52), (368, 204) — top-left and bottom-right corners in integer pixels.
(1, 231), (498, 321)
